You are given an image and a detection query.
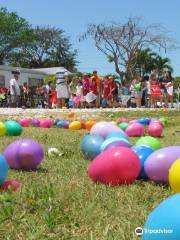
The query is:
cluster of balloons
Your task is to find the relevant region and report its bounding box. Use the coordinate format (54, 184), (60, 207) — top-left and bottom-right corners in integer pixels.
(80, 120), (180, 239)
(18, 117), (96, 131)
(80, 120), (180, 191)
(118, 117), (165, 138)
(0, 120), (23, 137)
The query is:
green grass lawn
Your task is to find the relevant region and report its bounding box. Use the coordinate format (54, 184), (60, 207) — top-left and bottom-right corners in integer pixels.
(0, 110), (180, 240)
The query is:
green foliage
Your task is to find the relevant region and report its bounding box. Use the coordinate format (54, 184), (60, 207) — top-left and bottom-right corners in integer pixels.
(0, 8), (77, 71)
(0, 7), (32, 64)
(44, 75), (56, 85)
(135, 48), (173, 76)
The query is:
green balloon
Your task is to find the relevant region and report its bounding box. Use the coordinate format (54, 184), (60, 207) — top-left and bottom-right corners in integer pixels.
(159, 117), (168, 125)
(136, 136), (161, 150)
(5, 120), (23, 136)
(119, 122), (129, 131)
(135, 83), (141, 92)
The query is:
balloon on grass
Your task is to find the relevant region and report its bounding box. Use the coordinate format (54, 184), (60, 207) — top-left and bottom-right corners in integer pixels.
(5, 120), (23, 136)
(3, 139), (44, 170)
(88, 147), (140, 186)
(136, 136), (161, 150)
(80, 134), (104, 160)
(145, 146), (180, 183)
(142, 194), (180, 240)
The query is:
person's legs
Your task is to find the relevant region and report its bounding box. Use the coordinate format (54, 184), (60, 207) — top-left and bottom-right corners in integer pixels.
(135, 98), (141, 108)
(57, 98), (62, 108)
(61, 98), (65, 108)
(170, 95), (174, 108)
(10, 95), (17, 108)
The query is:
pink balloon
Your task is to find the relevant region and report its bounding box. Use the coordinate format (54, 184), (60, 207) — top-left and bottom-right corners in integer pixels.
(151, 120), (164, 127)
(90, 122), (126, 139)
(118, 117), (129, 123)
(88, 147), (140, 186)
(19, 118), (30, 127)
(148, 123), (163, 137)
(40, 119), (52, 128)
(125, 123), (144, 137)
(129, 119), (137, 124)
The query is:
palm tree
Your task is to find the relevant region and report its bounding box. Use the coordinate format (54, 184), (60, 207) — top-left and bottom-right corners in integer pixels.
(135, 48), (157, 76)
(153, 56), (173, 76)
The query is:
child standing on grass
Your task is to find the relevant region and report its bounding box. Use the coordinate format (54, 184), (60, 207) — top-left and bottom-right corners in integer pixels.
(50, 85), (57, 108)
(130, 77), (142, 108)
(150, 73), (162, 108)
(85, 78), (97, 107)
(73, 80), (84, 108)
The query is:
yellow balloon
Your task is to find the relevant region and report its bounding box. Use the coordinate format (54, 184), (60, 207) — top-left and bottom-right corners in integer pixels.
(0, 122), (7, 136)
(111, 121), (117, 125)
(169, 159), (180, 193)
(69, 121), (81, 130)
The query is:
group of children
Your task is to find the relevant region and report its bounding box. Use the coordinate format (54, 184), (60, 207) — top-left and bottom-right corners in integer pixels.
(129, 70), (174, 108)
(42, 70), (174, 109)
(46, 72), (121, 109)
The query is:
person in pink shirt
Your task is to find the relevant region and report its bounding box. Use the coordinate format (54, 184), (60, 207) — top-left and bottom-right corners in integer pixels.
(82, 73), (90, 96)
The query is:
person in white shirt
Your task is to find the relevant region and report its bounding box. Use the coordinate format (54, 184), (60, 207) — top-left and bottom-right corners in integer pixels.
(56, 69), (69, 108)
(10, 69), (21, 107)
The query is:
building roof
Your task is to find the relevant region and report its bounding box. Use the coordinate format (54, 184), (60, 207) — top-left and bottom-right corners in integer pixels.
(33, 67), (71, 75)
(0, 65), (47, 75)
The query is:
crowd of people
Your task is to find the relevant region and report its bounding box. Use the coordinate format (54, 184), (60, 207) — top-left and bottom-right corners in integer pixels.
(0, 68), (177, 109)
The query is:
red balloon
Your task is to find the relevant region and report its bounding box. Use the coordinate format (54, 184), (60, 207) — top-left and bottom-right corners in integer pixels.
(40, 119), (52, 128)
(88, 147), (140, 186)
(0, 179), (21, 192)
(125, 123), (144, 137)
(19, 118), (30, 127)
(148, 123), (163, 137)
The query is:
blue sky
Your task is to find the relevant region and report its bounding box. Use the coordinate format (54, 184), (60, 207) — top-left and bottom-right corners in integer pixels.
(0, 0), (180, 76)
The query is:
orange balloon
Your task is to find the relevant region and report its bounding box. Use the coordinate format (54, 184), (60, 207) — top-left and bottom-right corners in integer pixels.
(85, 120), (96, 131)
(68, 112), (75, 118)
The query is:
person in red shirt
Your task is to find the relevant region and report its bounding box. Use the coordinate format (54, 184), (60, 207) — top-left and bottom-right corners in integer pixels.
(82, 74), (90, 96)
(50, 85), (57, 108)
(150, 73), (162, 108)
(102, 76), (112, 107)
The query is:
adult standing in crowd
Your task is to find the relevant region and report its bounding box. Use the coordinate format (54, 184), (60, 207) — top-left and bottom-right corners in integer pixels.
(10, 69), (21, 108)
(56, 67), (69, 108)
(164, 71), (174, 108)
(91, 70), (102, 107)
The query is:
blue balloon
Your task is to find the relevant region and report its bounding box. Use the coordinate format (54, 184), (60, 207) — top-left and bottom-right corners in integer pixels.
(132, 145), (154, 179)
(0, 154), (8, 183)
(57, 121), (64, 128)
(106, 132), (129, 141)
(101, 137), (131, 152)
(143, 194), (180, 240)
(138, 118), (151, 125)
(80, 134), (104, 160)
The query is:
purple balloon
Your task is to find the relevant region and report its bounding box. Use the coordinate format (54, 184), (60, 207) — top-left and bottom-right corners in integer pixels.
(52, 118), (60, 125)
(32, 118), (40, 127)
(145, 146), (180, 183)
(90, 121), (127, 139)
(62, 121), (69, 129)
(3, 139), (44, 170)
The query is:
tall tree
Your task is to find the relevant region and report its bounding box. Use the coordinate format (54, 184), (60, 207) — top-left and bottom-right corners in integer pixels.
(10, 26), (77, 71)
(153, 56), (173, 75)
(80, 17), (176, 81)
(0, 8), (32, 64)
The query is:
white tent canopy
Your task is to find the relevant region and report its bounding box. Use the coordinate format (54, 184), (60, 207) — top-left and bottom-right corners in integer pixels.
(33, 67), (71, 75)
